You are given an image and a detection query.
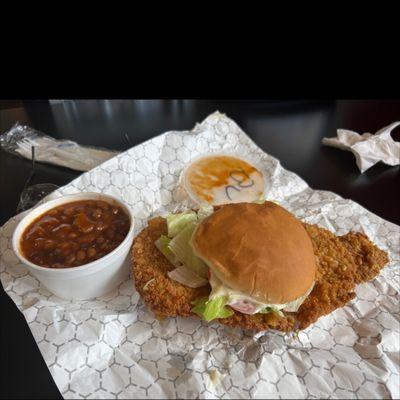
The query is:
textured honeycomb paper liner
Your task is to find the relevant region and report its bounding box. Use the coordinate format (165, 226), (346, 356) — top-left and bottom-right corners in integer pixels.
(1, 112), (399, 399)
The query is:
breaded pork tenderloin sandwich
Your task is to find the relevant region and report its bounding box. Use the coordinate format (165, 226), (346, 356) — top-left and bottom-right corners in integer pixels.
(131, 202), (388, 332)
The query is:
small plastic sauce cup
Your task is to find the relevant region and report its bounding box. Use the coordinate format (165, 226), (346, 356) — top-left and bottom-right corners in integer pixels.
(182, 153), (265, 206)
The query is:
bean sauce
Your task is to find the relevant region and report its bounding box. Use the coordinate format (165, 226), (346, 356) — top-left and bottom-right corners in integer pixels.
(20, 200), (130, 269)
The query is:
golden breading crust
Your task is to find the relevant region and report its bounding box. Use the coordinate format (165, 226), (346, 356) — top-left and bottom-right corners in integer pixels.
(131, 217), (388, 332)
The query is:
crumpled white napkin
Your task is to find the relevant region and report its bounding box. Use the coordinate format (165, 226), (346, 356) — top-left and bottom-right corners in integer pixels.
(322, 121), (400, 173)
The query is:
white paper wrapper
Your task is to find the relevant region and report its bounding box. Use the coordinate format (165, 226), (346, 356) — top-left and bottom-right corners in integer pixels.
(1, 112), (399, 399)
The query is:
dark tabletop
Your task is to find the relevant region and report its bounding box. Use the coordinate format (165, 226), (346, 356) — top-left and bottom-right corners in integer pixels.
(0, 100), (399, 398)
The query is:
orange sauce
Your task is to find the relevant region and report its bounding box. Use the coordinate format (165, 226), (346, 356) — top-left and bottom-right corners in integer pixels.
(186, 156), (262, 202)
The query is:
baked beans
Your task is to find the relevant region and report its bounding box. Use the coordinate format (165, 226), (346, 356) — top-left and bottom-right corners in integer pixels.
(20, 200), (130, 268)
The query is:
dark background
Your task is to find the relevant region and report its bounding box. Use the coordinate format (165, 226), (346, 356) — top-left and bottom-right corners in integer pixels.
(0, 100), (399, 398)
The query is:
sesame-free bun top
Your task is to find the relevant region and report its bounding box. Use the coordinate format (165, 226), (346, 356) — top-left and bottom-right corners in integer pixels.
(191, 202), (316, 304)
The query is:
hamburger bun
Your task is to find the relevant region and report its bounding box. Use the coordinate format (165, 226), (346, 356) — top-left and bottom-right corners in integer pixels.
(191, 202), (316, 304)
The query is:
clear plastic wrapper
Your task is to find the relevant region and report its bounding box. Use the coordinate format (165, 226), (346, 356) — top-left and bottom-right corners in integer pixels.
(16, 183), (60, 213)
(0, 122), (119, 172)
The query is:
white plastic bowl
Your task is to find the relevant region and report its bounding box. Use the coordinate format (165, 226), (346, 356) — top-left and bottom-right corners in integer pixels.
(12, 192), (135, 301)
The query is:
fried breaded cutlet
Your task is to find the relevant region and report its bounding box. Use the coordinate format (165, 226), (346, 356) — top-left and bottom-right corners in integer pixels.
(131, 217), (389, 332)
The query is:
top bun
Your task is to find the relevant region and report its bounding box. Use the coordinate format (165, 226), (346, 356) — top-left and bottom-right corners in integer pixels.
(191, 202), (316, 304)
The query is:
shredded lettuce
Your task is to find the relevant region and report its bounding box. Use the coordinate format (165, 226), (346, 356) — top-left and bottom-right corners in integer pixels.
(167, 265), (208, 288)
(191, 296), (234, 321)
(168, 222), (208, 278)
(166, 211), (197, 238)
(158, 207), (214, 287)
(154, 235), (180, 266)
(259, 306), (285, 318)
(208, 271), (313, 316)
(197, 205), (214, 220)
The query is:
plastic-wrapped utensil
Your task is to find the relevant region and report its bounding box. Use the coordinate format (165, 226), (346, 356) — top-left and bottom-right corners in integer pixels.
(0, 123), (119, 172)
